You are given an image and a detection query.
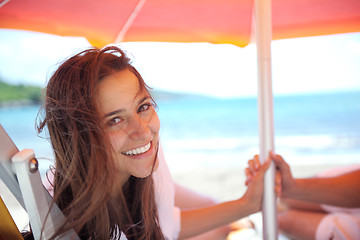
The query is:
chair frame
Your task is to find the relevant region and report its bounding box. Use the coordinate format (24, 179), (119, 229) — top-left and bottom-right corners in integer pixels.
(0, 124), (79, 240)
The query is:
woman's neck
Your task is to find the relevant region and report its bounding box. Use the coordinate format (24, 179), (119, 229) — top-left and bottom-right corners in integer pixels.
(110, 174), (130, 201)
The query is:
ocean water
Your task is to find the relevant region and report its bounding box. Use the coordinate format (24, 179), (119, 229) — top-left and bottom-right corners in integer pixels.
(1, 91), (359, 175)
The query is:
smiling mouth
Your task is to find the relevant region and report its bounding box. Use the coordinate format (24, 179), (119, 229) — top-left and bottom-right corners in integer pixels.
(122, 142), (151, 156)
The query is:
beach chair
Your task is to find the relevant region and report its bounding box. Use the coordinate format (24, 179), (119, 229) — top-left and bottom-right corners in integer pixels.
(0, 124), (79, 240)
(0, 195), (23, 240)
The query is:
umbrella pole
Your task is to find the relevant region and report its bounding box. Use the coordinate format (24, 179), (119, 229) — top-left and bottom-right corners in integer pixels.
(254, 0), (278, 239)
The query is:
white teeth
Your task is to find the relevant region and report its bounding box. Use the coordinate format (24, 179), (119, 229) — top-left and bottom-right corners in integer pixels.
(123, 142), (151, 156)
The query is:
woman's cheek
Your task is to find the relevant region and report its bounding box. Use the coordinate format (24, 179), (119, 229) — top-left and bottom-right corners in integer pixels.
(150, 112), (161, 133)
(108, 130), (127, 152)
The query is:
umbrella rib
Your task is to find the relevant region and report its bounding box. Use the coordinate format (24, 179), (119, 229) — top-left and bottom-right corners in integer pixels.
(0, 0), (11, 8)
(115, 0), (147, 43)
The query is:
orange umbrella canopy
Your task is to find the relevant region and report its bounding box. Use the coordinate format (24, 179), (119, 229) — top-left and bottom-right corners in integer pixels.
(1, 0), (359, 48)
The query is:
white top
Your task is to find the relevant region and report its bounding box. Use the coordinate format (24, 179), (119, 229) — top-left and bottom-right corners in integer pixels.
(152, 145), (181, 240)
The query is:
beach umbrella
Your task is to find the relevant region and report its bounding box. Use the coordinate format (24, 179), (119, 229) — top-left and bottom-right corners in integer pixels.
(1, 0), (359, 48)
(1, 0), (360, 239)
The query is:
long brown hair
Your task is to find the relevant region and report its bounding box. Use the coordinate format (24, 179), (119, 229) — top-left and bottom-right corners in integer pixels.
(37, 46), (164, 239)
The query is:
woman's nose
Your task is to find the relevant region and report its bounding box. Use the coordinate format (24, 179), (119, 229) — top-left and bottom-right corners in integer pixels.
(126, 114), (151, 139)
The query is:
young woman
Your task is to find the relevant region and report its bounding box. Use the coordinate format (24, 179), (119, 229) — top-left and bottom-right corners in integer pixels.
(38, 46), (270, 239)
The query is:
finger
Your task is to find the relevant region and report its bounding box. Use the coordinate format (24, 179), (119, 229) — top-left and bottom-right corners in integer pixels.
(275, 185), (282, 197)
(276, 170), (282, 185)
(245, 167), (251, 178)
(275, 170), (282, 196)
(245, 168), (252, 186)
(254, 156), (261, 170)
(270, 151), (288, 172)
(247, 159), (256, 173)
(260, 157), (271, 172)
(270, 151), (284, 164)
(252, 157), (271, 180)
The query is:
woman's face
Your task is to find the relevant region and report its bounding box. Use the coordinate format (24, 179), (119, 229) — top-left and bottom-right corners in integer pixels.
(96, 69), (160, 185)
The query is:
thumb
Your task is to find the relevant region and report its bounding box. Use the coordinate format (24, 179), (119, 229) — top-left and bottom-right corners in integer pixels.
(270, 151), (293, 180)
(258, 157), (271, 176)
(263, 157), (272, 171)
(270, 151), (286, 170)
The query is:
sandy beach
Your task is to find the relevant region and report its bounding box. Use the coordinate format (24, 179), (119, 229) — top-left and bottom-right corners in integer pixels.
(172, 163), (340, 202)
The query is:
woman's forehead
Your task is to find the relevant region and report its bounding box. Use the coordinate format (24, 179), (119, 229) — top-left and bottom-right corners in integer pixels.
(96, 69), (148, 114)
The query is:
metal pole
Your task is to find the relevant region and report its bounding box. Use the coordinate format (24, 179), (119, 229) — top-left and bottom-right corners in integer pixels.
(254, 0), (278, 239)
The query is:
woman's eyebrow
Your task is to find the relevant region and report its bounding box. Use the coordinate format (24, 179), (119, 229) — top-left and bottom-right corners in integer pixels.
(103, 96), (151, 118)
(138, 96), (150, 105)
(104, 109), (125, 118)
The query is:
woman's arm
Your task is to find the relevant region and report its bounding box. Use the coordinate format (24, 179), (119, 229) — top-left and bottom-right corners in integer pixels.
(271, 152), (360, 208)
(179, 198), (254, 239)
(178, 158), (270, 239)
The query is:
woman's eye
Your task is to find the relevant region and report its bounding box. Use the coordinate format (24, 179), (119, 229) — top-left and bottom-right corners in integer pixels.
(108, 117), (122, 126)
(138, 103), (151, 113)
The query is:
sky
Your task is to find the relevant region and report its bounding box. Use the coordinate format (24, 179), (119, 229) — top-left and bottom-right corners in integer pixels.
(0, 29), (359, 98)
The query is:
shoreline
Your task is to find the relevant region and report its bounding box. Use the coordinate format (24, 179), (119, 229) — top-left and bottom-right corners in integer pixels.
(0, 100), (41, 108)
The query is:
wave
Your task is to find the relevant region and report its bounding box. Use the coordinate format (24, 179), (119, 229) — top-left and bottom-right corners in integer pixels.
(162, 134), (359, 152)
(161, 134), (360, 173)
